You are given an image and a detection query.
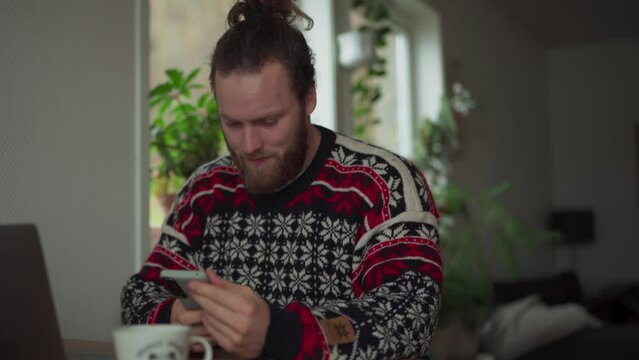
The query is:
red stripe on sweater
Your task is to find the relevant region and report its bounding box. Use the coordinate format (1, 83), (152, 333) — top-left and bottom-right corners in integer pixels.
(352, 239), (442, 296)
(323, 160), (391, 222)
(286, 302), (330, 360)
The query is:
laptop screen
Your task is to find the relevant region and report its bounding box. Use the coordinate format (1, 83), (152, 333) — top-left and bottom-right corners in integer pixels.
(0, 224), (66, 360)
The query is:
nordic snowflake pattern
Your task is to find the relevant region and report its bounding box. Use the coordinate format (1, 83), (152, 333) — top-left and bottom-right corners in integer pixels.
(121, 129), (442, 359)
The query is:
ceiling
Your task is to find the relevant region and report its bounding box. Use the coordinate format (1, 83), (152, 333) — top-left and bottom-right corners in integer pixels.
(492, 0), (639, 47)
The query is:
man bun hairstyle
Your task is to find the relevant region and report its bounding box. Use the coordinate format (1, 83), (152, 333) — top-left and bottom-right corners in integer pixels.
(210, 0), (316, 102)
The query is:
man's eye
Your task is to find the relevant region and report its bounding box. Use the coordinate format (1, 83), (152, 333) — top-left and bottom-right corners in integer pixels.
(225, 120), (240, 128)
(262, 118), (278, 126)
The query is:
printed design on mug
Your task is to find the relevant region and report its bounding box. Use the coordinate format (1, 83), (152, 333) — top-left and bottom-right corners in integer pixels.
(136, 340), (184, 360)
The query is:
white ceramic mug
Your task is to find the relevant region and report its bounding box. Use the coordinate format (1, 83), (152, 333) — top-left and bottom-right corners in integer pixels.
(113, 324), (213, 360)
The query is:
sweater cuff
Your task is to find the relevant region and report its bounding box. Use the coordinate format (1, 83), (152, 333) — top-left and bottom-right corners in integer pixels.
(148, 298), (176, 324)
(260, 304), (303, 359)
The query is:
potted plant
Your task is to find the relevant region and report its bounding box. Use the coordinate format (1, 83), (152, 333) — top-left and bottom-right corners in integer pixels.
(415, 83), (559, 359)
(149, 68), (224, 213)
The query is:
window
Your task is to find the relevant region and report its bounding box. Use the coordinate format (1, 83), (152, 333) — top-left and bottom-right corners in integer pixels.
(347, 0), (444, 158)
(148, 1), (234, 235)
(142, 0), (443, 250)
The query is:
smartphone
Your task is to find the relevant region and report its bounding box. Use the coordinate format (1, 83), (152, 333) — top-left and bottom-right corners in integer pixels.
(160, 269), (209, 310)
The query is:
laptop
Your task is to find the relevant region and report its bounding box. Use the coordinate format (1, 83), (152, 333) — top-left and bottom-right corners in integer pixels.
(0, 224), (114, 360)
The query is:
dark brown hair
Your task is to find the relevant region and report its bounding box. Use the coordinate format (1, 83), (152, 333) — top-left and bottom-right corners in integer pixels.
(209, 0), (316, 101)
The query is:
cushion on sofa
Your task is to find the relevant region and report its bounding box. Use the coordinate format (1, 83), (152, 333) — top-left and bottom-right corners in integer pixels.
(479, 294), (601, 360)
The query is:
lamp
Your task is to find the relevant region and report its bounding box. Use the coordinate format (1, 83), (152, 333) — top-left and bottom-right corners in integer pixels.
(548, 209), (595, 244)
(336, 30), (376, 69)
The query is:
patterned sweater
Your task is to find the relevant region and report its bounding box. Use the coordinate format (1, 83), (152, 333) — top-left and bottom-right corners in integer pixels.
(121, 126), (442, 359)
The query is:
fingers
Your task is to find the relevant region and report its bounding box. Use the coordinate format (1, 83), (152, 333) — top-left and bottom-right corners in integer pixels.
(189, 275), (252, 315)
(187, 271), (270, 359)
(202, 316), (240, 354)
(177, 308), (205, 326)
(203, 311), (240, 345)
(190, 289), (245, 334)
(190, 324), (210, 337)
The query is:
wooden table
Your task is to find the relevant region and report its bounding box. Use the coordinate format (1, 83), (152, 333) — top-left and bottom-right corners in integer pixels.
(64, 339), (114, 355)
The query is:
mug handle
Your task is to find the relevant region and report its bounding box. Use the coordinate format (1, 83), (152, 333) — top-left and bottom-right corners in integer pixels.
(190, 335), (214, 360)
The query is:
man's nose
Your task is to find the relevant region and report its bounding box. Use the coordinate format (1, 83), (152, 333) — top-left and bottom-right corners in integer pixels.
(242, 126), (263, 155)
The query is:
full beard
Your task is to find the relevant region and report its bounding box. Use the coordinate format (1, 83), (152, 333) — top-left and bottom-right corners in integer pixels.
(229, 120), (309, 194)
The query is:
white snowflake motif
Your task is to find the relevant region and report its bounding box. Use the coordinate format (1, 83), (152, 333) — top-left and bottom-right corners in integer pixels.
(276, 293), (295, 307)
(300, 241), (329, 268)
(406, 301), (428, 329)
(254, 237), (271, 258)
(237, 263), (262, 289)
(267, 267), (288, 294)
(350, 295), (378, 310)
(189, 251), (206, 267)
(397, 280), (416, 295)
(273, 213), (295, 239)
(417, 224), (437, 241)
(372, 322), (398, 353)
(202, 238), (225, 264)
(329, 346), (349, 360)
(161, 238), (183, 254)
(362, 156), (388, 176)
(319, 218), (341, 242)
(372, 301), (395, 319)
(279, 239), (298, 265)
(318, 272), (342, 297)
(297, 211), (316, 238)
(245, 214), (265, 238)
(228, 212), (244, 236)
(289, 268), (311, 294)
(227, 236), (252, 262)
(377, 224), (409, 242)
(357, 345), (379, 360)
(332, 242), (352, 275)
(417, 227), (438, 246)
(185, 252), (200, 268)
(333, 147), (357, 166)
(336, 220), (357, 250)
(142, 282), (165, 298)
(204, 214), (226, 238)
(131, 292), (145, 308)
(398, 327), (417, 356)
(386, 176), (403, 208)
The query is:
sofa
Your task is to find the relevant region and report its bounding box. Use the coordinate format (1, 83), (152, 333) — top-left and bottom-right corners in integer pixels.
(478, 272), (639, 360)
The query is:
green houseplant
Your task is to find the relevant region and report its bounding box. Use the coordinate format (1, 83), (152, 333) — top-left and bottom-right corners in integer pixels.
(349, 0), (557, 329)
(351, 0), (392, 140)
(415, 84), (558, 328)
(149, 68), (223, 211)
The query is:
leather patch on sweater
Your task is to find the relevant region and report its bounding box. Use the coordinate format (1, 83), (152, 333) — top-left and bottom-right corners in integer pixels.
(319, 316), (356, 345)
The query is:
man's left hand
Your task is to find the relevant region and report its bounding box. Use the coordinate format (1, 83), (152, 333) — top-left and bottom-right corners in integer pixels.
(188, 269), (270, 359)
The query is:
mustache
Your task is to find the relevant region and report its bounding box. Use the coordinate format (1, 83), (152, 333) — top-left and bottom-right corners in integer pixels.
(241, 153), (271, 161)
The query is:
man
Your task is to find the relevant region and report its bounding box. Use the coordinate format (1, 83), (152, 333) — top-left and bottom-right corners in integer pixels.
(122, 1), (442, 359)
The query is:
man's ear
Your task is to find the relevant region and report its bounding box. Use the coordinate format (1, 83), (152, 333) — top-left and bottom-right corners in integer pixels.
(304, 86), (317, 117)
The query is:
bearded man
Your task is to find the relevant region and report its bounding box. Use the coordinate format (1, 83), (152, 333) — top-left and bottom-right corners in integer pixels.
(121, 1), (442, 359)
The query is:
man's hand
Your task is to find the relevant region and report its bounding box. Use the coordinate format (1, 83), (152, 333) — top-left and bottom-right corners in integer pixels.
(189, 269), (271, 359)
(170, 289), (215, 350)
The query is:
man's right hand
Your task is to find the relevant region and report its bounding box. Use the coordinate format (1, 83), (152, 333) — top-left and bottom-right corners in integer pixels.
(170, 297), (216, 349)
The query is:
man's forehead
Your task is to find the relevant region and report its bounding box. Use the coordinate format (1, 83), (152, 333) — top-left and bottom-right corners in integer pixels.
(213, 61), (294, 93)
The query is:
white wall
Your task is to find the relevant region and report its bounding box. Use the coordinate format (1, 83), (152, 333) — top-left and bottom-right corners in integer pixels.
(0, 0), (140, 340)
(548, 40), (639, 293)
(426, 0), (555, 278)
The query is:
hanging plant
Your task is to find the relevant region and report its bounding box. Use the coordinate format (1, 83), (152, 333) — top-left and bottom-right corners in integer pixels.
(351, 0), (393, 139)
